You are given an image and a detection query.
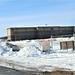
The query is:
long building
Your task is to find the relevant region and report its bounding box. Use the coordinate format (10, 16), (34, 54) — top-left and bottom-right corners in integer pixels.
(7, 26), (74, 41)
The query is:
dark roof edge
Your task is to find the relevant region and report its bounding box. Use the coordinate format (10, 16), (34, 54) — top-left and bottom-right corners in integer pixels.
(7, 26), (75, 29)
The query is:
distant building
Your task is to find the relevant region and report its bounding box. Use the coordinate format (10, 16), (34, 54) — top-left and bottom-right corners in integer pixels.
(7, 26), (74, 41)
(0, 36), (7, 41)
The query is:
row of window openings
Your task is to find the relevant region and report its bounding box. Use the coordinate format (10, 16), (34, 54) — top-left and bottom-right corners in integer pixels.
(11, 30), (73, 35)
(13, 28), (73, 32)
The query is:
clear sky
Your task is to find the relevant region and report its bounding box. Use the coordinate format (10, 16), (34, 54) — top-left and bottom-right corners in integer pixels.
(0, 0), (75, 37)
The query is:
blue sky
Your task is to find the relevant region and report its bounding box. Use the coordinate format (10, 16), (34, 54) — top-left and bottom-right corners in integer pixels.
(0, 0), (75, 37)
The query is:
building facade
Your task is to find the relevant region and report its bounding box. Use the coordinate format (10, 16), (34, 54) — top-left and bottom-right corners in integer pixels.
(7, 26), (74, 41)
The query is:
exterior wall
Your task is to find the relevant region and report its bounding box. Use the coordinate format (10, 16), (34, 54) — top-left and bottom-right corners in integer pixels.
(74, 27), (75, 32)
(7, 26), (74, 41)
(37, 27), (74, 38)
(60, 41), (74, 50)
(13, 27), (36, 40)
(7, 28), (12, 40)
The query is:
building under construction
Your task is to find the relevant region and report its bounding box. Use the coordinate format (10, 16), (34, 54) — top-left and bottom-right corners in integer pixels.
(7, 26), (74, 41)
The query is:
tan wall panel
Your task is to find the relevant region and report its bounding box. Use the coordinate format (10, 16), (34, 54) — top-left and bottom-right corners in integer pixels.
(7, 29), (11, 36)
(60, 41), (74, 50)
(7, 29), (12, 40)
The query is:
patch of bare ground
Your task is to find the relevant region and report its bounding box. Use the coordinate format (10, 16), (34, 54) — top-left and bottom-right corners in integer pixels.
(38, 65), (75, 75)
(41, 71), (75, 75)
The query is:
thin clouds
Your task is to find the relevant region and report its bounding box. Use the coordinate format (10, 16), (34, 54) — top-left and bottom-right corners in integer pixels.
(0, 10), (74, 22)
(0, 0), (75, 37)
(0, 0), (18, 2)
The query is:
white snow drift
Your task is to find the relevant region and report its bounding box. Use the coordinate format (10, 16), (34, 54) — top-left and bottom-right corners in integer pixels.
(0, 38), (75, 72)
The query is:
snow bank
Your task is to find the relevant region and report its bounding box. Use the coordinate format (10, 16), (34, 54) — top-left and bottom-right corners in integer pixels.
(17, 44), (41, 57)
(0, 40), (42, 57)
(56, 37), (74, 41)
(0, 39), (75, 72)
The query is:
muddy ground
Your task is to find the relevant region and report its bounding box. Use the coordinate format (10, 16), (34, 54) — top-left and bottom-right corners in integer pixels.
(0, 65), (75, 75)
(41, 70), (75, 75)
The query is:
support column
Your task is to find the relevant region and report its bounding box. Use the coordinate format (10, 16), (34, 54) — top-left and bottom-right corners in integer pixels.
(73, 33), (75, 50)
(73, 27), (75, 50)
(50, 35), (53, 50)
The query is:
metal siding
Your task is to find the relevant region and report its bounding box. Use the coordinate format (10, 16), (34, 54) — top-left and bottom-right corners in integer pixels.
(7, 26), (74, 41)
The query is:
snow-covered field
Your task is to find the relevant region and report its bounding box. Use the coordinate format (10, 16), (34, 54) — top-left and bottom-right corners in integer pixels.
(0, 37), (75, 72)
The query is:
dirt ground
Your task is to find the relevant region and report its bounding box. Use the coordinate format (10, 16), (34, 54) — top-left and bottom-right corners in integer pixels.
(41, 71), (75, 75)
(0, 65), (75, 75)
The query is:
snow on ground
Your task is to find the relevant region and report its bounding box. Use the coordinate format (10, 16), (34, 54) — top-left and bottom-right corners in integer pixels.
(0, 38), (75, 72)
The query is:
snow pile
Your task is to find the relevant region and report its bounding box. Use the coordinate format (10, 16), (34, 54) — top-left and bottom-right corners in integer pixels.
(17, 44), (41, 57)
(0, 46), (17, 56)
(0, 41), (42, 57)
